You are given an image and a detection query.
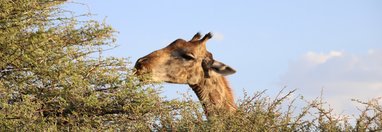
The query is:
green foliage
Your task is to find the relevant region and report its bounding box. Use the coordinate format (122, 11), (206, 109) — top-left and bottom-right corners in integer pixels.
(0, 0), (163, 131)
(1, 0), (381, 131)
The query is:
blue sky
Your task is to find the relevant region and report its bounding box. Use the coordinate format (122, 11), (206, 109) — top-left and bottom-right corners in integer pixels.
(65, 0), (382, 115)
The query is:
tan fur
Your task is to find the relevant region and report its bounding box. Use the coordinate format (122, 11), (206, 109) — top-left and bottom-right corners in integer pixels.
(135, 33), (236, 116)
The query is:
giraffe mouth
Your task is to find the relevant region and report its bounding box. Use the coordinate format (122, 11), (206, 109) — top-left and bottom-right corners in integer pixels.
(133, 65), (165, 83)
(134, 60), (152, 82)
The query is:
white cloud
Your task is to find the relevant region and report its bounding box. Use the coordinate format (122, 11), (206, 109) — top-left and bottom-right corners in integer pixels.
(212, 32), (224, 41)
(305, 51), (343, 64)
(281, 49), (382, 115)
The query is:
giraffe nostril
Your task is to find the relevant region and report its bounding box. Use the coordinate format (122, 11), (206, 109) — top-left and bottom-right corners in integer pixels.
(137, 57), (148, 63)
(137, 58), (143, 63)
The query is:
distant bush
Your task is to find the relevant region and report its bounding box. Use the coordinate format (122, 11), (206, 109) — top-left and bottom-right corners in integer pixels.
(1, 0), (381, 131)
(152, 89), (381, 132)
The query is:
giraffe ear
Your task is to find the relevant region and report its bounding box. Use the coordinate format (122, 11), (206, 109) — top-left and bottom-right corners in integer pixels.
(211, 61), (236, 76)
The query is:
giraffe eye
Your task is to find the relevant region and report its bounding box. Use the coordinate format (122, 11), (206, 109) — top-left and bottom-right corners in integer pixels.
(181, 53), (195, 61)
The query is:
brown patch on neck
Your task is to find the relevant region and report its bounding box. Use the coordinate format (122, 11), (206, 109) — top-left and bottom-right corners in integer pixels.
(189, 75), (237, 116)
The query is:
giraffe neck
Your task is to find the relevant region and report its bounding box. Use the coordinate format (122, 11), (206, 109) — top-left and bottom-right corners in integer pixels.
(189, 75), (237, 114)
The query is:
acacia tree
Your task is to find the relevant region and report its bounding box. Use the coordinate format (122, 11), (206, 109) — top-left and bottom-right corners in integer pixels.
(0, 0), (166, 130)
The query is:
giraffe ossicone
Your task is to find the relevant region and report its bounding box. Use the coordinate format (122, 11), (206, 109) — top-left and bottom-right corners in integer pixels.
(134, 32), (237, 116)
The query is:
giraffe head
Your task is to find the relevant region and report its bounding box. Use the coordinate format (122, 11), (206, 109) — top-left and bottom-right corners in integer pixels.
(134, 32), (236, 85)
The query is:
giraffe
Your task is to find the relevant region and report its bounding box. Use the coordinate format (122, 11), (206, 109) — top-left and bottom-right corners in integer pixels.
(134, 32), (237, 116)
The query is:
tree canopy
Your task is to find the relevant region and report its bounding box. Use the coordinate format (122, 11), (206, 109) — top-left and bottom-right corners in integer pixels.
(0, 0), (165, 130)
